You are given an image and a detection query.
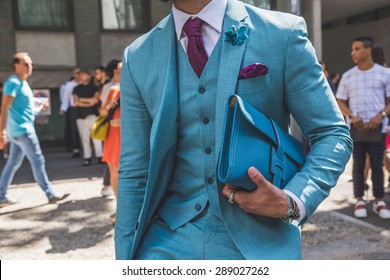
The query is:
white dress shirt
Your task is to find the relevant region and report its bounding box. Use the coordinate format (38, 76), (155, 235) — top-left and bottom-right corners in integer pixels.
(172, 0), (227, 56)
(60, 80), (78, 112)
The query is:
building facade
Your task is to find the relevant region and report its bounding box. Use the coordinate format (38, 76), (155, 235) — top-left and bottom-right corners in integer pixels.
(0, 0), (303, 144)
(0, 0), (171, 144)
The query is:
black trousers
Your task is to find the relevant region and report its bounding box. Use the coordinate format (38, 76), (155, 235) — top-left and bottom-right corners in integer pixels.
(66, 107), (81, 152)
(352, 134), (386, 198)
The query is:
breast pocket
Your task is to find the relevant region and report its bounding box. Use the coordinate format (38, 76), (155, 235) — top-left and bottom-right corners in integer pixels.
(236, 73), (271, 96)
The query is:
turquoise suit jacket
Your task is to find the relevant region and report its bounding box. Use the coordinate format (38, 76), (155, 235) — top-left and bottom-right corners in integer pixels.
(116, 0), (352, 259)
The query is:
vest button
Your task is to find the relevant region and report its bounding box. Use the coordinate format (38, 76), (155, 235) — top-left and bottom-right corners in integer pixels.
(207, 177), (214, 184)
(198, 87), (206, 94)
(205, 148), (212, 154)
(203, 118), (209, 124)
(195, 204), (202, 211)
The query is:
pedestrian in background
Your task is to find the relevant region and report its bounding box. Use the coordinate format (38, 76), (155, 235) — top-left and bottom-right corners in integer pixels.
(73, 70), (102, 166)
(101, 82), (121, 224)
(99, 59), (122, 198)
(320, 61), (336, 94)
(0, 82), (3, 107)
(59, 68), (82, 158)
(371, 45), (390, 195)
(93, 66), (108, 89)
(0, 81), (8, 160)
(336, 36), (390, 219)
(0, 52), (69, 207)
(362, 45), (389, 192)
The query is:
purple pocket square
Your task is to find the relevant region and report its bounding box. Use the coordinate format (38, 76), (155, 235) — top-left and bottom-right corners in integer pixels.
(238, 63), (268, 80)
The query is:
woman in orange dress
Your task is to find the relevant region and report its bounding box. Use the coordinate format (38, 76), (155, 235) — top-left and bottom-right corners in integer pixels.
(101, 85), (120, 199)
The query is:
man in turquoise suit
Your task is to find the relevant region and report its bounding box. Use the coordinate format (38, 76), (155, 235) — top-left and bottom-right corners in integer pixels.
(116, 0), (352, 259)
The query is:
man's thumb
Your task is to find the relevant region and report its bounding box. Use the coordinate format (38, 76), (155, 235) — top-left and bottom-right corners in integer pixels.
(248, 167), (267, 188)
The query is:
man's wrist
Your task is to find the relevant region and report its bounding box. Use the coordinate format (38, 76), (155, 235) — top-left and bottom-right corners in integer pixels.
(281, 194), (300, 224)
(349, 112), (357, 119)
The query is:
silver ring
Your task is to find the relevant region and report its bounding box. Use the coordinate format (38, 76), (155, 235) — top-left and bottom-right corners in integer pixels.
(228, 190), (237, 204)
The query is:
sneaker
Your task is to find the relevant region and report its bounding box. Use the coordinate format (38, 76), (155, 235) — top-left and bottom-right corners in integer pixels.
(83, 158), (92, 166)
(48, 193), (70, 203)
(373, 201), (390, 219)
(354, 201), (367, 218)
(101, 186), (114, 197)
(0, 198), (17, 208)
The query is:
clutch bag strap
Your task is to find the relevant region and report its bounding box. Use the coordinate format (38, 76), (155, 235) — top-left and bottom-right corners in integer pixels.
(269, 118), (286, 187)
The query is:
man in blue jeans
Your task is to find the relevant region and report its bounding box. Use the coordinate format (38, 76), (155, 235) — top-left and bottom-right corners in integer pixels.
(0, 52), (69, 207)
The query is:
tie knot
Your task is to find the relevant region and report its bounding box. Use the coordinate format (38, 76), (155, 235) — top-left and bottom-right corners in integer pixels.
(183, 17), (204, 38)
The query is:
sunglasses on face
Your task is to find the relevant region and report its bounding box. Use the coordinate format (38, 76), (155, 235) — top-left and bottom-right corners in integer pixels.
(23, 62), (33, 67)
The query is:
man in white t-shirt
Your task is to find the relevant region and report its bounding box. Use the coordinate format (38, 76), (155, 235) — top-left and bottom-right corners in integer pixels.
(336, 36), (390, 219)
(60, 68), (81, 157)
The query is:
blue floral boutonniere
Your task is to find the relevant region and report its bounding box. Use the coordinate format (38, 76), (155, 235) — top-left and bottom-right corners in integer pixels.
(224, 23), (248, 46)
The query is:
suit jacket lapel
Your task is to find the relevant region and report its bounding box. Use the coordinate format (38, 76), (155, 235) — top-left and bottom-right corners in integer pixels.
(215, 0), (252, 157)
(150, 13), (179, 157)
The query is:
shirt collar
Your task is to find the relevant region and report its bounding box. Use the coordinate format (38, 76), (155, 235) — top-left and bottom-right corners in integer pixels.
(172, 0), (227, 40)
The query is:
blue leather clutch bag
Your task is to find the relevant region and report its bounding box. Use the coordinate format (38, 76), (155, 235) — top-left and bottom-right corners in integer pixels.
(217, 95), (306, 191)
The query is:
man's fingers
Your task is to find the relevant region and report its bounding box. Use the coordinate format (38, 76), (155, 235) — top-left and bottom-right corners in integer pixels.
(248, 167), (268, 188)
(222, 185), (235, 197)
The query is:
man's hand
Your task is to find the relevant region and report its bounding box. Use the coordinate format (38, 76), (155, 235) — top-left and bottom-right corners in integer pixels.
(41, 100), (50, 109)
(222, 167), (288, 219)
(350, 116), (365, 131)
(0, 131), (7, 150)
(366, 114), (382, 130)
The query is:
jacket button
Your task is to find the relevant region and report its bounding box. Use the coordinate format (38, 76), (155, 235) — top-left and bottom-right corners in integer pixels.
(207, 177), (214, 184)
(205, 148), (212, 154)
(198, 87), (206, 94)
(195, 204), (202, 211)
(203, 118), (209, 124)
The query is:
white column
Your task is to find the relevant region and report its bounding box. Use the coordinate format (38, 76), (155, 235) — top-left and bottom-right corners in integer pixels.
(276, 0), (290, 12)
(301, 0), (323, 60)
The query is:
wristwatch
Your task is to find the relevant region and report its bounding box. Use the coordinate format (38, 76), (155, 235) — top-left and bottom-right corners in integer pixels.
(381, 111), (387, 118)
(349, 112), (357, 119)
(281, 194), (300, 224)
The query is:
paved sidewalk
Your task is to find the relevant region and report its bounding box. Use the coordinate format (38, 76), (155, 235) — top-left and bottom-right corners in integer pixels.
(1, 148), (390, 260)
(301, 160), (390, 259)
(0, 148), (115, 259)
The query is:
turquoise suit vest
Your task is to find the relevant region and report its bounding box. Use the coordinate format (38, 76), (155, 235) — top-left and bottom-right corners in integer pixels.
(158, 38), (223, 229)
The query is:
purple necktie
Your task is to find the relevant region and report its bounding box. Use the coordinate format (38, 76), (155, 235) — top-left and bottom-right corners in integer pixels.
(183, 17), (208, 78)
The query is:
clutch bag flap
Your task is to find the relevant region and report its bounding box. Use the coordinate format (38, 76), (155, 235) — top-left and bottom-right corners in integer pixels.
(217, 95), (306, 191)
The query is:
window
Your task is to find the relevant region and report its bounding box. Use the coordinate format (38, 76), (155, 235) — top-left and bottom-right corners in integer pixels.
(240, 0), (300, 14)
(290, 0), (300, 15)
(240, 0), (271, 9)
(14, 0), (73, 30)
(101, 0), (150, 31)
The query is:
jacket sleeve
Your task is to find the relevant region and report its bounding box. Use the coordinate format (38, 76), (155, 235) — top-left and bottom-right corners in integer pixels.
(283, 17), (353, 223)
(115, 46), (152, 259)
